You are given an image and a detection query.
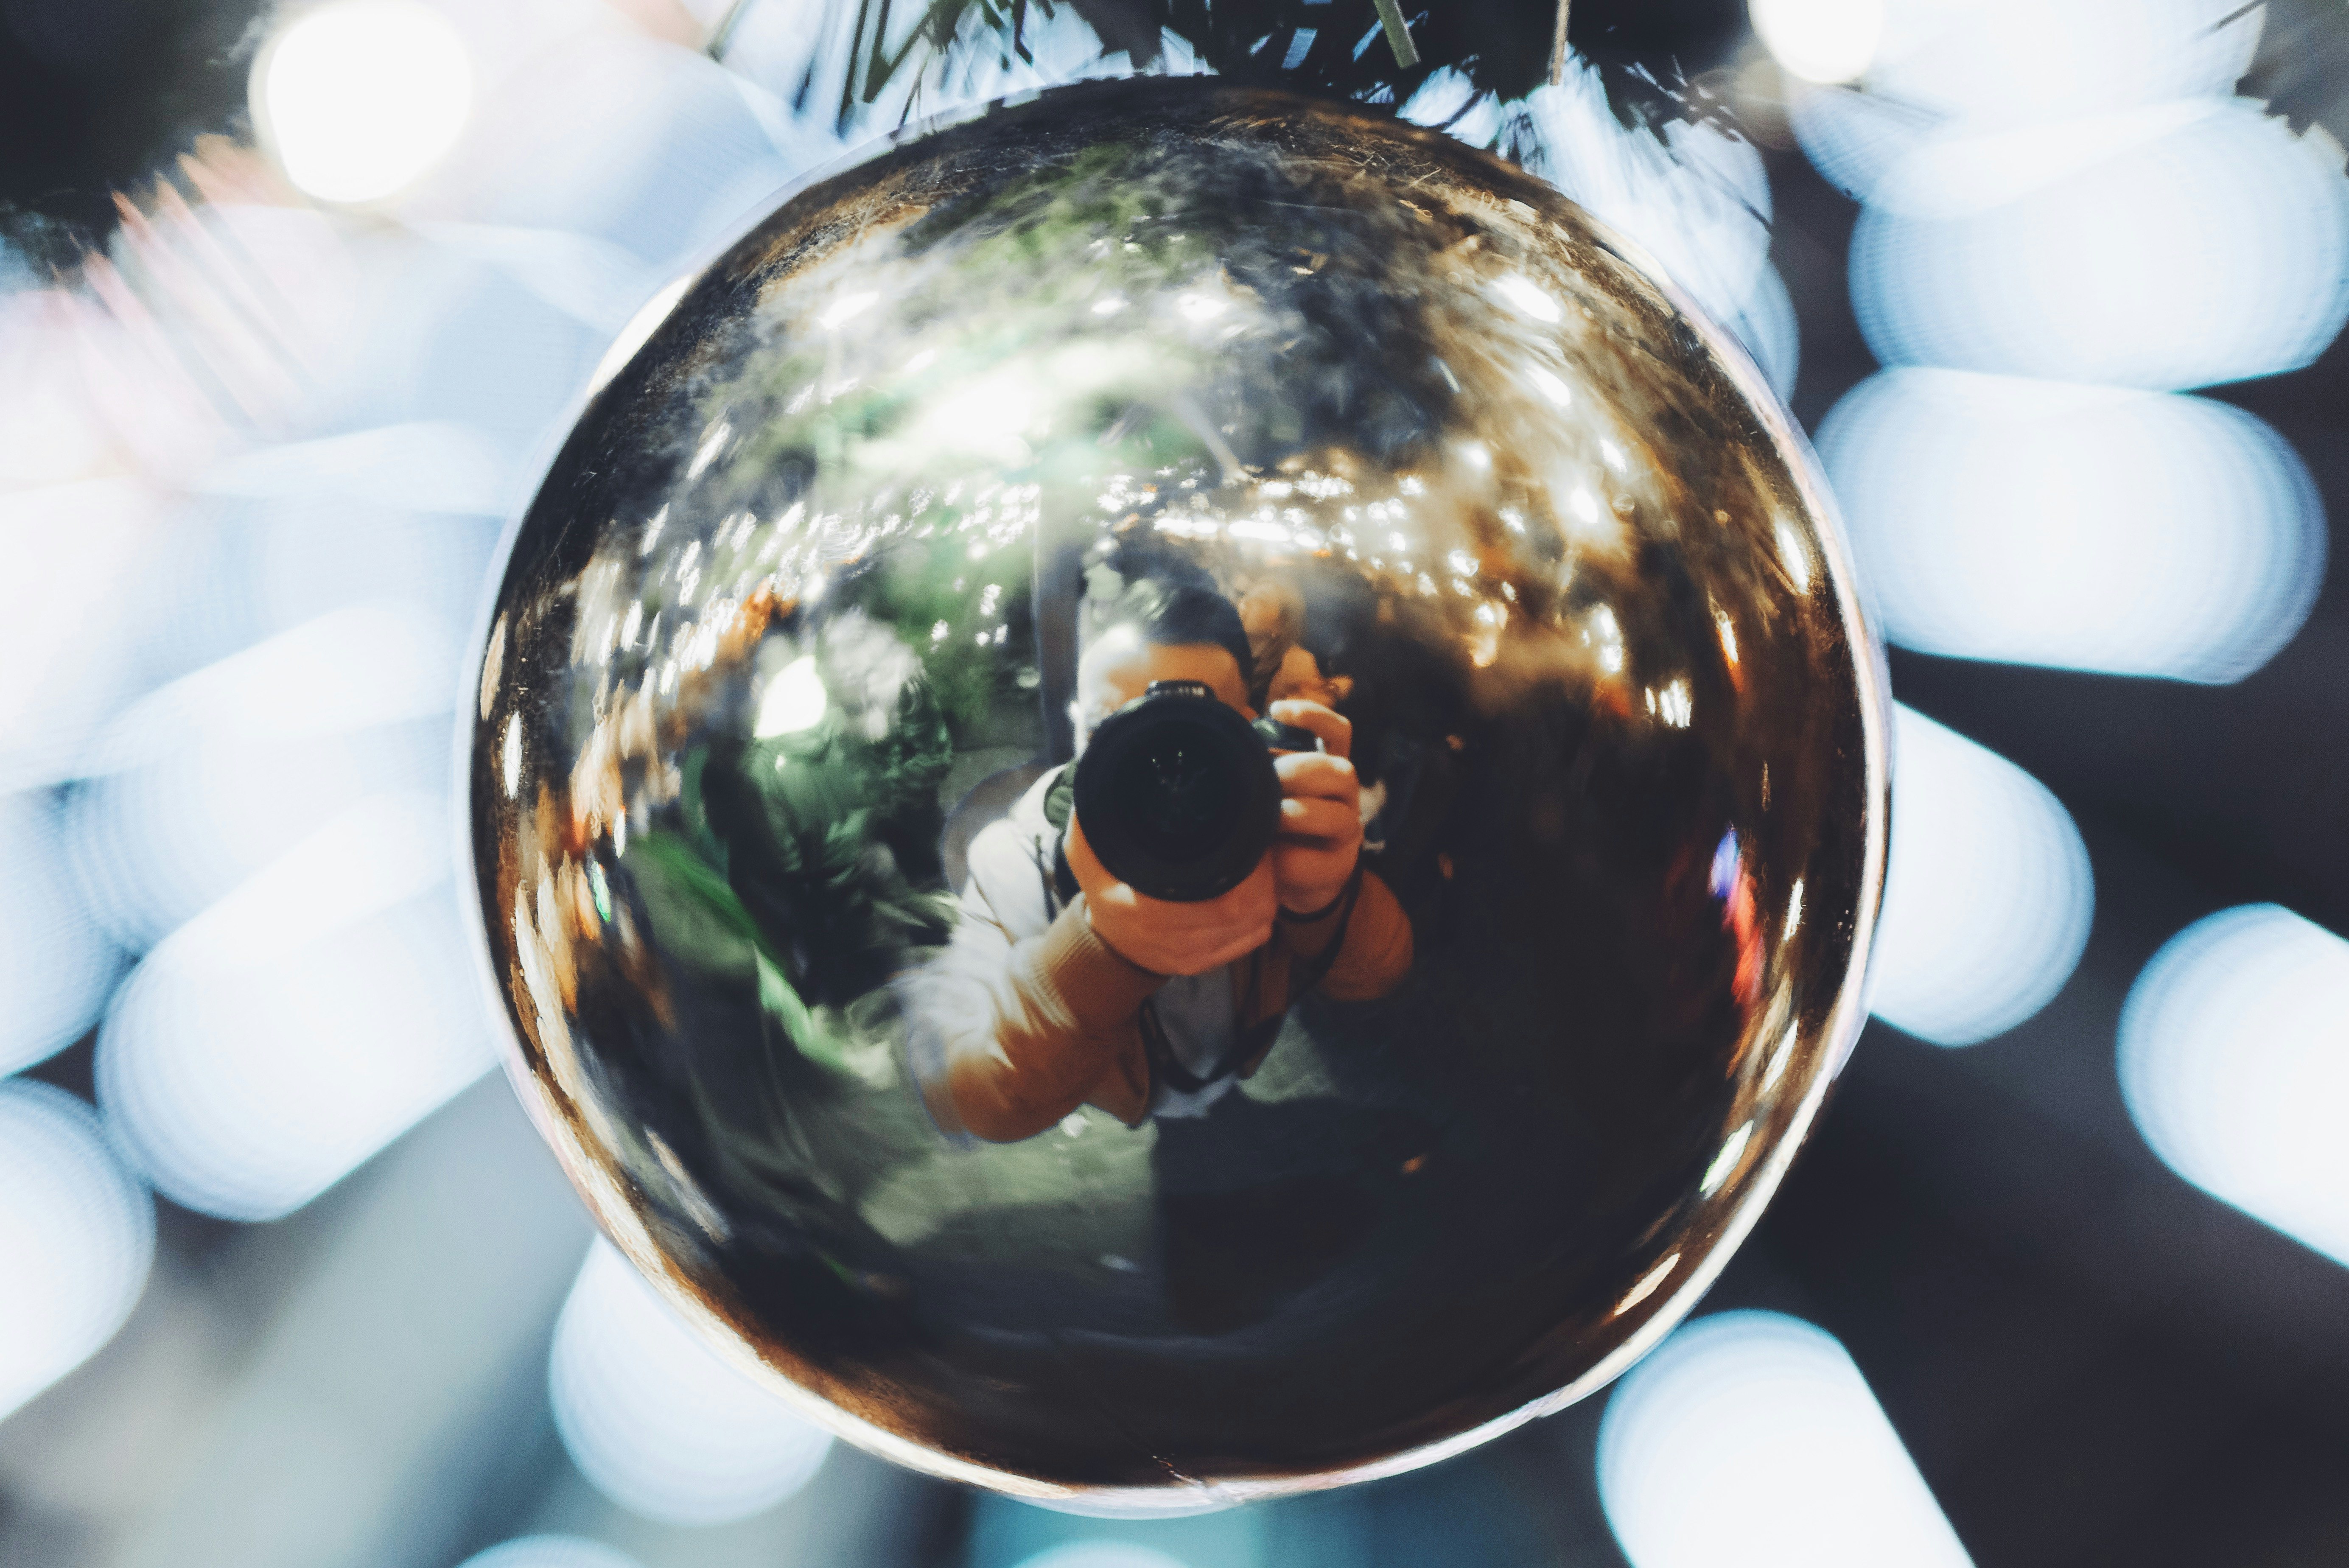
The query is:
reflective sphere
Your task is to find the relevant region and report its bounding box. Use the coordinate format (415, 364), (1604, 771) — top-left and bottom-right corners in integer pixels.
(468, 78), (1886, 1511)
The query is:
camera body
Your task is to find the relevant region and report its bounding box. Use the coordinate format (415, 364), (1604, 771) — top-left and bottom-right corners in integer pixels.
(1073, 680), (1316, 902)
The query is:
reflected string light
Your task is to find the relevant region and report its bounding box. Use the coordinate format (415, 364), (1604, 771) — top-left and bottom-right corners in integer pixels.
(457, 1537), (647, 1568)
(0, 791), (122, 1076)
(550, 1239), (834, 1525)
(1750, 0), (1884, 85)
(254, 0), (476, 205)
(0, 1082), (155, 1422)
(96, 793), (494, 1220)
(1597, 1310), (1972, 1568)
(752, 655), (828, 736)
(1817, 368), (2324, 683)
(1494, 274), (1562, 324)
(2119, 905), (2349, 1267)
(1869, 706), (2090, 1046)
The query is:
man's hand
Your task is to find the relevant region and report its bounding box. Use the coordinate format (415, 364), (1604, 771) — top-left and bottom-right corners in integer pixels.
(1067, 809), (1277, 976)
(1265, 699), (1361, 915)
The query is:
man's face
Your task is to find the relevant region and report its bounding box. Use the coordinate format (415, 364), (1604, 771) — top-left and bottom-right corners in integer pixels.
(1074, 624), (1251, 750)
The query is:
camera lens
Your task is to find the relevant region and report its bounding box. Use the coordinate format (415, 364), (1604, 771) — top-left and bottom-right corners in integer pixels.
(1074, 682), (1282, 902)
(1111, 711), (1240, 852)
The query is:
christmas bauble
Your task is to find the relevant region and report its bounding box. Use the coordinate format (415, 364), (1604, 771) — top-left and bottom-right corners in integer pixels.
(468, 77), (1885, 1511)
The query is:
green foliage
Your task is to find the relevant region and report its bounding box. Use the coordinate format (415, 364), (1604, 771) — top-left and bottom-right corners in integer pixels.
(627, 826), (834, 1071)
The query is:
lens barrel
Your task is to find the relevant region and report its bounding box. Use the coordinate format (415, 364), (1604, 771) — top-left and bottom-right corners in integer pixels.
(1072, 681), (1283, 902)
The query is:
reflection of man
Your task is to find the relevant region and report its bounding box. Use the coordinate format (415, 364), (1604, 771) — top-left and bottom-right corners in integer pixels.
(906, 580), (1413, 1143)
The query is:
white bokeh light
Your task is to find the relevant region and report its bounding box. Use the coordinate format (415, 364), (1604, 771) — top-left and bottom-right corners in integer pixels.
(0, 1081), (156, 1422)
(196, 421), (513, 517)
(1787, 81), (1935, 207)
(1014, 1547), (1193, 1568)
(0, 790), (122, 1075)
(96, 792), (495, 1221)
(1850, 100), (2349, 391)
(1751, 0), (1885, 85)
(457, 1537), (647, 1568)
(256, 0), (476, 204)
(2119, 904), (2349, 1267)
(1818, 368), (2325, 683)
(67, 602), (462, 949)
(1864, 0), (2263, 128)
(0, 478), (168, 793)
(1802, 0), (2345, 727)
(429, 29), (815, 271)
(1597, 1310), (1972, 1568)
(1870, 706), (2091, 1046)
(550, 1239), (834, 1526)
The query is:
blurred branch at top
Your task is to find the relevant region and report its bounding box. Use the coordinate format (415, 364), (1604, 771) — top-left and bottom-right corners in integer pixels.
(739, 0), (1747, 136)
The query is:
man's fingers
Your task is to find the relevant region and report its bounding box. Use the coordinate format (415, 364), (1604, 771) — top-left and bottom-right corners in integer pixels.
(1272, 848), (1351, 912)
(1273, 750), (1358, 800)
(1140, 907), (1272, 975)
(1273, 842), (1348, 879)
(1279, 795), (1357, 843)
(1267, 698), (1351, 759)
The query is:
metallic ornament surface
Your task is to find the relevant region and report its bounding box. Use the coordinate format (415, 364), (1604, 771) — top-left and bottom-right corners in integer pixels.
(468, 77), (1887, 1511)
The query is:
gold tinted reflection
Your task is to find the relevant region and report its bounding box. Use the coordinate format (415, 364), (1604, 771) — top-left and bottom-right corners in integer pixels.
(470, 79), (1886, 1510)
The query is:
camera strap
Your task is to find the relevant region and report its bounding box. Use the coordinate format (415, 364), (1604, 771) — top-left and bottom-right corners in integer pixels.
(1050, 836), (1081, 909)
(1043, 768), (1081, 907)
(1142, 865), (1367, 1096)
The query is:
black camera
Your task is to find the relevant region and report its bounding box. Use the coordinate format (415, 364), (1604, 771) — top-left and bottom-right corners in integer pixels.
(1072, 680), (1319, 902)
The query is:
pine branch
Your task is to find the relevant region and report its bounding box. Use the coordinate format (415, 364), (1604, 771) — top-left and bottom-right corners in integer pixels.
(722, 0), (1737, 138)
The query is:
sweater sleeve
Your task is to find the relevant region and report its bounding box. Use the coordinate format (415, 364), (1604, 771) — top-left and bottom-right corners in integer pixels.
(1276, 868), (1414, 1003)
(902, 888), (1165, 1143)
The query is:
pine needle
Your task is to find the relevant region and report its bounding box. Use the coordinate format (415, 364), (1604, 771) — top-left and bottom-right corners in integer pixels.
(1369, 0), (1419, 68)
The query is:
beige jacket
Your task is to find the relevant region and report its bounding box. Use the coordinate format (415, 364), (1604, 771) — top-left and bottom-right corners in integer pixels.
(903, 769), (1413, 1142)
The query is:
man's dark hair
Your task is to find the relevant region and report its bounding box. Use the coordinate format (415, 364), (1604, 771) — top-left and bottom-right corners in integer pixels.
(1105, 574), (1253, 691)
